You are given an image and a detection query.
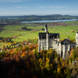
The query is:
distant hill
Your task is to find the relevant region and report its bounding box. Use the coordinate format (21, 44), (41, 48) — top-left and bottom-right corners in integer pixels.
(0, 14), (78, 20)
(0, 14), (78, 24)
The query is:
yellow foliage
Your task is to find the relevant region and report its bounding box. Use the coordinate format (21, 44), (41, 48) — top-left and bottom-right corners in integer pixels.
(57, 67), (61, 73)
(45, 58), (50, 69)
(46, 58), (49, 63)
(21, 52), (26, 57)
(62, 61), (65, 67)
(70, 49), (74, 57)
(32, 49), (36, 54)
(10, 48), (16, 54)
(48, 48), (53, 54)
(39, 58), (42, 63)
(7, 42), (11, 45)
(57, 65), (61, 73)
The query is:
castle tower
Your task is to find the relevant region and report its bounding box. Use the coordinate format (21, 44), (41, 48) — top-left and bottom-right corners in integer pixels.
(46, 32), (49, 50)
(45, 24), (49, 50)
(76, 32), (78, 47)
(45, 24), (48, 33)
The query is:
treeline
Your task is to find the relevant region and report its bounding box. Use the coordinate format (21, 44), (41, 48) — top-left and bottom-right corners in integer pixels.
(0, 18), (20, 25)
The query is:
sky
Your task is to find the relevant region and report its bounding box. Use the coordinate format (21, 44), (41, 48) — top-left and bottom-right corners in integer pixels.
(0, 0), (78, 16)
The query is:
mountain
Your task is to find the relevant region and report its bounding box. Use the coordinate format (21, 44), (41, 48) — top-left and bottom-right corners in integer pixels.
(0, 14), (78, 24)
(0, 14), (78, 20)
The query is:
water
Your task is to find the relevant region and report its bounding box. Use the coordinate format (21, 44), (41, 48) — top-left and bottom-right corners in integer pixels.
(21, 19), (78, 23)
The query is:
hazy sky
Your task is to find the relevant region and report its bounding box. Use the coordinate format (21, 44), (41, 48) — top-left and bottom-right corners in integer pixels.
(0, 0), (78, 16)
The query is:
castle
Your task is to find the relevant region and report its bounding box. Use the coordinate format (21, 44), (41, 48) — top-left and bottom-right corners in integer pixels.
(38, 24), (78, 59)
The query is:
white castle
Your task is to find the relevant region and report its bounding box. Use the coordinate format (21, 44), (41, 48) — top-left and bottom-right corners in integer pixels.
(38, 24), (78, 59)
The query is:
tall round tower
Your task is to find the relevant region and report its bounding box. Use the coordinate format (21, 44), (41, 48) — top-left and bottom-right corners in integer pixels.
(76, 32), (78, 47)
(45, 24), (48, 33)
(45, 24), (49, 50)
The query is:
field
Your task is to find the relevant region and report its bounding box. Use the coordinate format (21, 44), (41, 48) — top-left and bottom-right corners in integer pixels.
(0, 21), (78, 43)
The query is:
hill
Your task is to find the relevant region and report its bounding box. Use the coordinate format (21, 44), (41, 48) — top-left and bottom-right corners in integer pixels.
(0, 14), (78, 24)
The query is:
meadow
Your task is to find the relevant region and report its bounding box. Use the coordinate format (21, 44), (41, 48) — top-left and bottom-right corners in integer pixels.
(0, 21), (78, 43)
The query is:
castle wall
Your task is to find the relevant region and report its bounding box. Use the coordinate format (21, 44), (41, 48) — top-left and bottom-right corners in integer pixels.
(57, 42), (61, 56)
(61, 44), (70, 59)
(38, 39), (46, 52)
(46, 33), (49, 50)
(70, 43), (76, 49)
(38, 36), (75, 59)
(52, 40), (58, 50)
(62, 45), (66, 59)
(49, 39), (52, 48)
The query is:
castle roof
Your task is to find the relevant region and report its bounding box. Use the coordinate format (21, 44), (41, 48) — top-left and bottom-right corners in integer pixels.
(61, 39), (71, 45)
(39, 32), (46, 39)
(49, 33), (59, 39)
(39, 32), (59, 39)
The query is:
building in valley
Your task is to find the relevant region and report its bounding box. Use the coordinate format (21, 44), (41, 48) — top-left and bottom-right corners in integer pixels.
(38, 24), (77, 59)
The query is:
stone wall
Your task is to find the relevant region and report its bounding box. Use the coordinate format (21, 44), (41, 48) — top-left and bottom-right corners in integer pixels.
(49, 39), (53, 48)
(57, 42), (61, 57)
(38, 39), (46, 52)
(61, 44), (70, 59)
(46, 33), (49, 50)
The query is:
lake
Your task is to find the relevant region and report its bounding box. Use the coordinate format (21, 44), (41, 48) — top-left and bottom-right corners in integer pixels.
(21, 19), (78, 23)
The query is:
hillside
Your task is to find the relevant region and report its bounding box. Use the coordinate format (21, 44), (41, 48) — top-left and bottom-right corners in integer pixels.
(0, 15), (78, 24)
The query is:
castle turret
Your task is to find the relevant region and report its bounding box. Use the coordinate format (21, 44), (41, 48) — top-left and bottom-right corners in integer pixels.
(45, 24), (49, 50)
(45, 24), (48, 33)
(76, 32), (78, 47)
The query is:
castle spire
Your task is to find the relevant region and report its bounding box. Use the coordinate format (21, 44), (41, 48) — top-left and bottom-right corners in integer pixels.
(45, 24), (48, 33)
